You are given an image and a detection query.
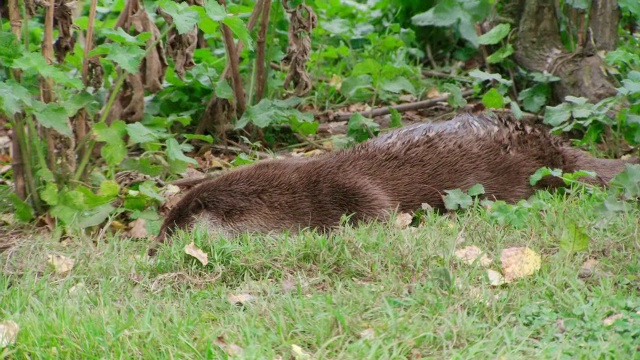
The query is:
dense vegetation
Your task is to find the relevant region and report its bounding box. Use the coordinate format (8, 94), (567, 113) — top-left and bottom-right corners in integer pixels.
(1, 0), (640, 357)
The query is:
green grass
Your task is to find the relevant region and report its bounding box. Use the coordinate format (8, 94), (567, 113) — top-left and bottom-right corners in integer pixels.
(1, 191), (639, 359)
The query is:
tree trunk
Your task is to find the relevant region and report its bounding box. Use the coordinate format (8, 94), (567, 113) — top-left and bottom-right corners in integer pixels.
(513, 0), (619, 103)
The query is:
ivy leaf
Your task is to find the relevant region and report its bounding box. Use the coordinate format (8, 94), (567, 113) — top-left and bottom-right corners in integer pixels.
(222, 16), (253, 51)
(478, 23), (511, 45)
(444, 189), (473, 210)
(481, 88), (505, 109)
(32, 101), (72, 137)
(166, 138), (198, 165)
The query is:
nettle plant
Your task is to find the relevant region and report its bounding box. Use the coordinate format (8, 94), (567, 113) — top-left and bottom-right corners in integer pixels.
(0, 0), (252, 234)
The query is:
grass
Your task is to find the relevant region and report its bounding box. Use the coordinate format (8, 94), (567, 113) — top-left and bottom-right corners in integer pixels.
(1, 190), (639, 359)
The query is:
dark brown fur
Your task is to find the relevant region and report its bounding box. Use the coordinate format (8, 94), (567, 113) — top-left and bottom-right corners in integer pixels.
(148, 112), (638, 255)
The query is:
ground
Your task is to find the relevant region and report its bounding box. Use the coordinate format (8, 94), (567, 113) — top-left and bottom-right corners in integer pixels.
(1, 190), (639, 359)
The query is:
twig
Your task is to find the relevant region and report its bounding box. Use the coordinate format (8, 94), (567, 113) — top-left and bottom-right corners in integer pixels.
(221, 0), (264, 79)
(422, 70), (472, 83)
(329, 90), (475, 122)
(219, 3), (246, 117)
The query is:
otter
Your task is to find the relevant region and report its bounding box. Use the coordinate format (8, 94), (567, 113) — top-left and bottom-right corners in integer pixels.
(148, 112), (638, 255)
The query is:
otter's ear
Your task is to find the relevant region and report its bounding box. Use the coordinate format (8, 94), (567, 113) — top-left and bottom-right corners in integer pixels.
(188, 198), (205, 213)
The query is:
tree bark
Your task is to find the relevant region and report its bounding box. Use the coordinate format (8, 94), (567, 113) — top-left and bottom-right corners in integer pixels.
(513, 0), (618, 103)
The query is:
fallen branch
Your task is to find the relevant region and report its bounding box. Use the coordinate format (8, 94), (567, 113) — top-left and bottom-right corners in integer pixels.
(328, 90), (475, 122)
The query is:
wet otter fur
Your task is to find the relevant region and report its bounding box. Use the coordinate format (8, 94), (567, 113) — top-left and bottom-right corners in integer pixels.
(148, 112), (638, 255)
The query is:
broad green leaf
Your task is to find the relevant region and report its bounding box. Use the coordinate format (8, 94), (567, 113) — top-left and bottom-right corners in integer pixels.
(40, 183), (59, 206)
(481, 88), (505, 109)
(139, 181), (165, 202)
(321, 18), (351, 35)
(519, 85), (549, 113)
(478, 23), (511, 45)
(444, 189), (473, 210)
(0, 80), (33, 116)
(273, 96), (304, 108)
(216, 79), (234, 99)
(340, 75), (373, 97)
(61, 190), (88, 210)
(94, 121), (127, 166)
(13, 53), (83, 89)
(566, 0), (589, 9)
(0, 32), (22, 66)
(610, 164), (640, 199)
(100, 180), (121, 198)
(352, 59), (382, 77)
(443, 83), (467, 109)
(121, 158), (164, 177)
(32, 101), (72, 137)
(166, 138), (198, 165)
(381, 76), (416, 94)
(347, 113), (379, 142)
(183, 134), (214, 143)
(101, 28), (147, 45)
(510, 100), (524, 120)
(222, 16), (253, 51)
(8, 193), (34, 222)
(127, 122), (157, 143)
(544, 103), (572, 127)
(411, 0), (461, 27)
(530, 167), (563, 186)
(486, 44), (514, 64)
(467, 184), (485, 197)
(389, 108), (402, 128)
(64, 91), (99, 117)
(204, 0), (226, 21)
(158, 1), (200, 34)
(559, 220), (590, 254)
(468, 69), (512, 86)
(76, 204), (115, 228)
(90, 43), (145, 74)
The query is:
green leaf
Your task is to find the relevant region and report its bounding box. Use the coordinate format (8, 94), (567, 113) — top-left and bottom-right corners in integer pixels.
(559, 220), (590, 254)
(216, 78), (234, 99)
(100, 180), (121, 198)
(121, 158), (164, 177)
(444, 189), (473, 210)
(166, 138), (198, 165)
(610, 164), (640, 199)
(64, 91), (99, 117)
(442, 83), (467, 109)
(411, 0), (461, 27)
(13, 53), (83, 89)
(183, 134), (214, 143)
(486, 44), (514, 64)
(158, 1), (200, 34)
(481, 88), (505, 109)
(8, 193), (34, 222)
(222, 16), (253, 51)
(0, 32), (22, 66)
(341, 75), (373, 97)
(32, 102), (72, 137)
(90, 43), (145, 74)
(381, 76), (416, 94)
(76, 204), (115, 228)
(237, 99), (280, 129)
(566, 0), (590, 10)
(347, 113), (379, 142)
(127, 122), (157, 143)
(40, 183), (59, 206)
(139, 181), (165, 202)
(101, 28), (147, 45)
(468, 69), (512, 86)
(289, 113), (319, 136)
(478, 23), (511, 45)
(204, 0), (227, 21)
(467, 184), (485, 197)
(94, 121), (127, 166)
(510, 100), (524, 120)
(544, 103), (572, 127)
(352, 59), (382, 77)
(389, 108), (402, 128)
(519, 85), (549, 113)
(0, 80), (33, 116)
(321, 18), (351, 35)
(530, 167), (563, 186)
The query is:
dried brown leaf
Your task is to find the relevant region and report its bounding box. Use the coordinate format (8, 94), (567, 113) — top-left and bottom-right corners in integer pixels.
(579, 258), (599, 278)
(394, 213), (413, 229)
(358, 328), (375, 340)
(184, 242), (208, 266)
(47, 254), (75, 275)
(127, 218), (148, 239)
(500, 247), (541, 283)
(213, 335), (244, 357)
(0, 320), (19, 348)
(291, 344), (312, 359)
(454, 246), (492, 267)
(486, 269), (506, 286)
(603, 313), (624, 326)
(227, 293), (255, 306)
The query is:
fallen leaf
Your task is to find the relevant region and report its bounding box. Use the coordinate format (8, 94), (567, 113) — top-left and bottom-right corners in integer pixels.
(127, 218), (148, 239)
(227, 293), (254, 306)
(0, 320), (19, 348)
(213, 335), (244, 356)
(184, 242), (208, 266)
(398, 94), (417, 103)
(47, 254), (75, 275)
(579, 258), (599, 278)
(328, 74), (342, 90)
(69, 282), (87, 296)
(486, 269), (506, 286)
(358, 328), (375, 340)
(110, 220), (127, 231)
(303, 149), (325, 157)
(454, 246), (492, 267)
(603, 313), (624, 326)
(291, 344), (311, 359)
(500, 247), (541, 282)
(162, 184), (181, 197)
(426, 87), (442, 98)
(0, 165), (11, 175)
(394, 213), (413, 228)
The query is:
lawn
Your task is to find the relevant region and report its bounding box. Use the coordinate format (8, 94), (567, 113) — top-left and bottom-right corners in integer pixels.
(1, 190), (639, 359)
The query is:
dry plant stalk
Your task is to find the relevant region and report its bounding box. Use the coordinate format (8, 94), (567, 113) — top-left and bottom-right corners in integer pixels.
(255, 0), (272, 102)
(281, 1), (317, 97)
(156, 0), (201, 79)
(106, 0), (167, 124)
